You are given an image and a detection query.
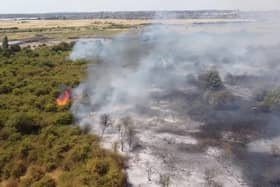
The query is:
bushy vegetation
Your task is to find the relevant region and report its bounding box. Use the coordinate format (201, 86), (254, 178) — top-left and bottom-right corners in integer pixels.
(261, 88), (280, 112)
(0, 41), (126, 186)
(204, 89), (237, 110)
(193, 70), (238, 110)
(198, 70), (224, 91)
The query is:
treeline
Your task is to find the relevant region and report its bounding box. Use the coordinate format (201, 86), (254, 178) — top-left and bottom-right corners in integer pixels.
(0, 10), (240, 20)
(0, 38), (126, 187)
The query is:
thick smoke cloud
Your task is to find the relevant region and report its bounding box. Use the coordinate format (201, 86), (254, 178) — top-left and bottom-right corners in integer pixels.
(70, 23), (280, 119)
(70, 22), (280, 186)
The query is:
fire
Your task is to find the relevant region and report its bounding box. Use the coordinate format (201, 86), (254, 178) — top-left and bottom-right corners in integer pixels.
(56, 89), (71, 106)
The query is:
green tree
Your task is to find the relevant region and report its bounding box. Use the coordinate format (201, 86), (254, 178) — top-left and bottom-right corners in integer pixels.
(2, 36), (9, 50)
(55, 112), (74, 125)
(199, 70), (224, 91)
(6, 113), (41, 135)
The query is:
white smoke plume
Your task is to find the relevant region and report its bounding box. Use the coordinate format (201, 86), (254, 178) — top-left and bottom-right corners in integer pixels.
(70, 19), (280, 186)
(70, 22), (280, 118)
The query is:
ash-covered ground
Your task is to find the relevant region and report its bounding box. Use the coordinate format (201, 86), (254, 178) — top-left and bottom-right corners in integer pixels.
(70, 21), (280, 187)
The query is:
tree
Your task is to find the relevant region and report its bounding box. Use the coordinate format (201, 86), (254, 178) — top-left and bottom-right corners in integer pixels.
(199, 70), (224, 91)
(271, 145), (280, 157)
(126, 126), (136, 151)
(159, 174), (171, 187)
(55, 112), (74, 125)
(145, 162), (153, 182)
(119, 117), (136, 152)
(2, 36), (9, 50)
(263, 88), (280, 111)
(118, 126), (125, 152)
(205, 90), (236, 109)
(100, 114), (112, 136)
(6, 113), (41, 135)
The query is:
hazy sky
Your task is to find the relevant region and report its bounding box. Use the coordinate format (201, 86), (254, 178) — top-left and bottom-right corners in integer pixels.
(0, 0), (279, 14)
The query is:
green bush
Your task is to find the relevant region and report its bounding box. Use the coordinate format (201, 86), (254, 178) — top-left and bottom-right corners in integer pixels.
(263, 88), (280, 111)
(51, 42), (72, 52)
(11, 160), (27, 178)
(0, 83), (13, 94)
(198, 70), (224, 90)
(10, 44), (21, 53)
(2, 36), (9, 50)
(204, 90), (237, 109)
(0, 45), (125, 186)
(45, 103), (57, 112)
(91, 159), (109, 176)
(55, 112), (74, 125)
(6, 113), (41, 135)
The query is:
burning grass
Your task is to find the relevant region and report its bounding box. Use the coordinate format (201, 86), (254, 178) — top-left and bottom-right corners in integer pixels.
(56, 89), (71, 106)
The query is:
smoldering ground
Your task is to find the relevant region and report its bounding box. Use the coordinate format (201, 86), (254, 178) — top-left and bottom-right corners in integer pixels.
(70, 22), (280, 186)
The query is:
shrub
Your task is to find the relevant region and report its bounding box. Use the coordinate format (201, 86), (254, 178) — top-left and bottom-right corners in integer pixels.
(10, 161), (26, 178)
(271, 145), (280, 157)
(0, 83), (13, 94)
(5, 179), (19, 187)
(10, 45), (21, 53)
(204, 90), (237, 110)
(51, 42), (72, 52)
(0, 119), (3, 129)
(87, 159), (109, 176)
(263, 88), (280, 111)
(55, 112), (74, 125)
(96, 161), (110, 176)
(63, 143), (91, 170)
(45, 103), (57, 112)
(6, 113), (41, 135)
(2, 36), (9, 50)
(0, 45), (126, 185)
(198, 70), (224, 90)
(18, 141), (33, 159)
(31, 176), (56, 187)
(25, 165), (46, 182)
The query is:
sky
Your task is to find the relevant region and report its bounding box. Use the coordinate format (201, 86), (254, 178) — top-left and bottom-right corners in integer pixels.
(0, 0), (279, 14)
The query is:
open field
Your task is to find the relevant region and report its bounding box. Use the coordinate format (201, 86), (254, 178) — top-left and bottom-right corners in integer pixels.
(0, 19), (143, 41)
(0, 19), (149, 29)
(0, 18), (250, 41)
(0, 19), (250, 29)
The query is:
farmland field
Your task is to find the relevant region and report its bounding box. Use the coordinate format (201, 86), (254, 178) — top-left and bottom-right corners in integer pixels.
(0, 18), (249, 41)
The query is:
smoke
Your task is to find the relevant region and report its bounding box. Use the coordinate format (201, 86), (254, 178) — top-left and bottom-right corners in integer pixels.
(70, 20), (280, 186)
(70, 23), (280, 118)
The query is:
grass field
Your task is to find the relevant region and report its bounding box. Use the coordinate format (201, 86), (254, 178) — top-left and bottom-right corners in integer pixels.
(0, 18), (248, 41)
(0, 19), (149, 29)
(0, 19), (147, 40)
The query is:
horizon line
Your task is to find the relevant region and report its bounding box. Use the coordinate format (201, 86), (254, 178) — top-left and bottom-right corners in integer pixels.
(1, 9), (280, 15)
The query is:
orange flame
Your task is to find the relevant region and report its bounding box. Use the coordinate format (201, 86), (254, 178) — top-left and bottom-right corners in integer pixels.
(56, 89), (71, 106)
